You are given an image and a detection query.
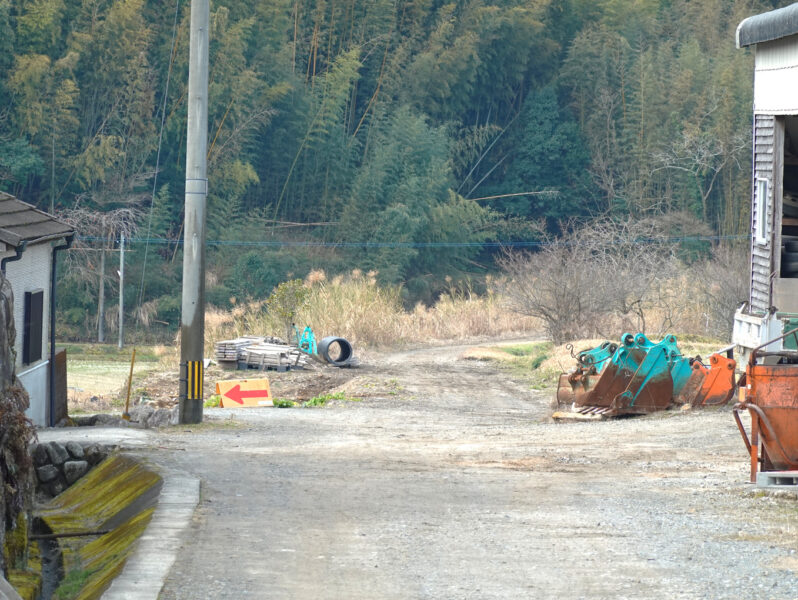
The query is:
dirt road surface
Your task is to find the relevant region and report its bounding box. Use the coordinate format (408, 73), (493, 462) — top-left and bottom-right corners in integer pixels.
(146, 342), (798, 599)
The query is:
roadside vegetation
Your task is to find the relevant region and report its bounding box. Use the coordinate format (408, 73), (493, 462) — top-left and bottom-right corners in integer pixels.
(69, 231), (745, 409)
(202, 229), (746, 353)
(305, 392), (360, 407)
(203, 391), (357, 408)
(463, 342), (557, 390)
(204, 269), (541, 353)
(496, 219), (748, 344)
(470, 336), (731, 392)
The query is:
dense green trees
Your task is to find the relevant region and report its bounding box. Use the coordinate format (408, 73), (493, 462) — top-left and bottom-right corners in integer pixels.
(493, 86), (591, 219)
(0, 0), (785, 338)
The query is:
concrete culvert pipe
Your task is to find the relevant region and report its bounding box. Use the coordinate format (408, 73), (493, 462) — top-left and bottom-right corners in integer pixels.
(318, 336), (353, 366)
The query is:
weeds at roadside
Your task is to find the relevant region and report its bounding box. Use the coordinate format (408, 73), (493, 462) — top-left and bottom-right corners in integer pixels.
(273, 399), (295, 408)
(305, 392), (341, 407)
(204, 394), (222, 408)
(304, 392), (360, 407)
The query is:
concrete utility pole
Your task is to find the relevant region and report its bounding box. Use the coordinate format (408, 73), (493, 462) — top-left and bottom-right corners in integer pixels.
(179, 0), (209, 424)
(118, 234), (124, 349)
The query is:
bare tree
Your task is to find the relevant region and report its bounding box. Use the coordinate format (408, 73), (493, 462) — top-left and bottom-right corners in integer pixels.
(495, 215), (694, 343)
(58, 202), (141, 342)
(653, 130), (748, 222)
(496, 242), (602, 344)
(693, 243), (749, 339)
(587, 88), (622, 211)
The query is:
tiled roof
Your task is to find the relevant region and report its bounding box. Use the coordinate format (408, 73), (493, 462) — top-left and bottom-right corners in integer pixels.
(0, 192), (74, 247)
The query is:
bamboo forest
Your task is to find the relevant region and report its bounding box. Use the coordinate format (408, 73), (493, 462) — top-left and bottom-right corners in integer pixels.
(0, 0), (787, 338)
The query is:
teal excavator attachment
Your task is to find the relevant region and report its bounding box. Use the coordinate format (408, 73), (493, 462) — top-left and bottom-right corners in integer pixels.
(555, 333), (734, 419)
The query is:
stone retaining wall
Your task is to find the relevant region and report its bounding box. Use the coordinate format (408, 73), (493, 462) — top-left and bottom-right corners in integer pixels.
(30, 442), (110, 497)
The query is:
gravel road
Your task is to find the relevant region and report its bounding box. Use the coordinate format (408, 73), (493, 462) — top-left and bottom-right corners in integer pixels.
(146, 342), (798, 599)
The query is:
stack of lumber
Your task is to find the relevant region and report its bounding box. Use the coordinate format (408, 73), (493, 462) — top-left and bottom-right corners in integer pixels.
(213, 336), (308, 370)
(242, 343), (309, 369)
(214, 336), (265, 362)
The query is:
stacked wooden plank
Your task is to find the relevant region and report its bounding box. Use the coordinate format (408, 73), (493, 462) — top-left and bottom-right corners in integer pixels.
(213, 336), (309, 370)
(242, 343), (309, 370)
(214, 336), (265, 362)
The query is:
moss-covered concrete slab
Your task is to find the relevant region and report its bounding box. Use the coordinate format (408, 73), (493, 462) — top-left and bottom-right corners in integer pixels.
(35, 454), (163, 600)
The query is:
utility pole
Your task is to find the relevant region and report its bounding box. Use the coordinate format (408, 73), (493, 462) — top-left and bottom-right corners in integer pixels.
(50, 132), (55, 214)
(118, 234), (124, 349)
(98, 248), (105, 343)
(179, 0), (209, 424)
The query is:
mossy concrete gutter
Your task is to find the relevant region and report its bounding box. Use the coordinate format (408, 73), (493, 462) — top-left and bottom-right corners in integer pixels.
(36, 428), (200, 599)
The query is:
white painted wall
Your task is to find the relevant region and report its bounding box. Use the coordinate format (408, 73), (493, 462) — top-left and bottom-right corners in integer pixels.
(0, 242), (52, 426)
(755, 34), (798, 114)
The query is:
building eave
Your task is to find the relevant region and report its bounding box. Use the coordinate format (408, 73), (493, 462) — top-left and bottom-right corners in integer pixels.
(738, 3), (798, 48)
(0, 193), (75, 249)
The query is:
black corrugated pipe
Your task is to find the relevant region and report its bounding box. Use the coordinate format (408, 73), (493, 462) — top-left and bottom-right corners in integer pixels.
(318, 336), (353, 367)
(1, 240), (27, 274)
(49, 234), (74, 426)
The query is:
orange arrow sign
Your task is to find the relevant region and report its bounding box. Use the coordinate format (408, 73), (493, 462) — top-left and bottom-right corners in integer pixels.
(215, 378), (272, 408)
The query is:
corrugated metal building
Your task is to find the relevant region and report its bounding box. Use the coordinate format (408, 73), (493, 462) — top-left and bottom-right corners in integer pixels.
(0, 193), (74, 426)
(734, 4), (798, 354)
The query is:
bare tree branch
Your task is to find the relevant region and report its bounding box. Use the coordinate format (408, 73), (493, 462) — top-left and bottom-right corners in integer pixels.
(494, 215), (694, 343)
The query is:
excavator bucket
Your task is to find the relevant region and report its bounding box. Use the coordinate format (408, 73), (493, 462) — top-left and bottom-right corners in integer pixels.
(669, 354), (694, 398)
(564, 333), (677, 418)
(675, 353), (737, 407)
(575, 341), (618, 371)
(555, 333), (737, 421)
(556, 341), (617, 406)
(556, 370), (601, 406)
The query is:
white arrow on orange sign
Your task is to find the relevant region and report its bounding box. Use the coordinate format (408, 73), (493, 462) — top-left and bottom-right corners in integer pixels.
(216, 378), (272, 407)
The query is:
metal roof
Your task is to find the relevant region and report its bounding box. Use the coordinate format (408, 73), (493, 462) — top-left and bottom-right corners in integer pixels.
(737, 3), (798, 48)
(0, 192), (74, 248)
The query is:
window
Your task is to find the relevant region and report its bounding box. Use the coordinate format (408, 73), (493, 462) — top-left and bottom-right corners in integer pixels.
(23, 290), (43, 365)
(755, 178), (769, 246)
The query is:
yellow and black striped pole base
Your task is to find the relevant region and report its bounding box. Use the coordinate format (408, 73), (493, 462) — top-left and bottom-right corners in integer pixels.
(179, 360), (204, 423)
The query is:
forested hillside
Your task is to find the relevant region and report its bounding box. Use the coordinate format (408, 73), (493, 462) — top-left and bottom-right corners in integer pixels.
(0, 0), (787, 338)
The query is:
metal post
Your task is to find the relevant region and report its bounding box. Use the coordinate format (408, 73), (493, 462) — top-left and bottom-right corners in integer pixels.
(179, 0), (209, 424)
(118, 234), (124, 349)
(98, 248), (105, 343)
(50, 132), (55, 214)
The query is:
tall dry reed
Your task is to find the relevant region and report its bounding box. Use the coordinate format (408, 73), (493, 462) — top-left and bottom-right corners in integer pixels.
(204, 270), (541, 353)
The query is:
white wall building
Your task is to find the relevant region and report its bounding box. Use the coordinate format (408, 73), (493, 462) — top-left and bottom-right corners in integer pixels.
(734, 4), (798, 358)
(0, 193), (74, 426)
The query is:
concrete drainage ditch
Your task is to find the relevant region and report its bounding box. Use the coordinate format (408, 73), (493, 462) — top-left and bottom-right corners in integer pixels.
(13, 444), (166, 600)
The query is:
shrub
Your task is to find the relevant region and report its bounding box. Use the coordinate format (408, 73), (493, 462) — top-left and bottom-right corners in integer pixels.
(495, 216), (685, 343)
(266, 279), (310, 340)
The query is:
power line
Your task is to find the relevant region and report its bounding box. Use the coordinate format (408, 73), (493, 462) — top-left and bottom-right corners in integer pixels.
(74, 234), (750, 249)
(137, 0), (182, 311)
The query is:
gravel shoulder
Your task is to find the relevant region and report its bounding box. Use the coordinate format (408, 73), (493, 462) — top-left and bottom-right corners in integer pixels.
(145, 341), (798, 599)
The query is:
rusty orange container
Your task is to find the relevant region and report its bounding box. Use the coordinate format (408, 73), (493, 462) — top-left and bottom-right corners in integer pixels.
(734, 330), (798, 482)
